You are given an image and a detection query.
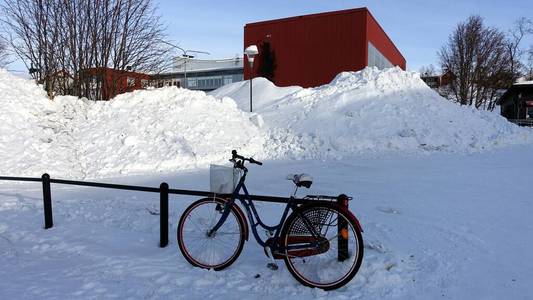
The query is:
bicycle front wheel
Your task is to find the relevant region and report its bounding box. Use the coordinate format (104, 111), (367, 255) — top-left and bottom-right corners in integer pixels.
(177, 198), (245, 270)
(281, 203), (364, 290)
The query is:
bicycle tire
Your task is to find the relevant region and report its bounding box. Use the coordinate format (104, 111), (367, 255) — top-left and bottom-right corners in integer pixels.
(280, 203), (364, 290)
(177, 197), (246, 271)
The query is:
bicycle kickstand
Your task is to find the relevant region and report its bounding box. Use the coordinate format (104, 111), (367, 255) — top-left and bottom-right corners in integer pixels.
(264, 246), (279, 270)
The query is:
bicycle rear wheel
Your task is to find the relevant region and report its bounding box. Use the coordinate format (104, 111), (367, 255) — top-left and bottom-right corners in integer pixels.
(281, 203), (363, 290)
(177, 198), (245, 271)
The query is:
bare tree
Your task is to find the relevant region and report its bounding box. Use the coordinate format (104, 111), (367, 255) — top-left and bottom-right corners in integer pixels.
(0, 35), (9, 67)
(419, 64), (437, 76)
(0, 0), (78, 97)
(439, 16), (516, 110)
(506, 17), (532, 79)
(527, 47), (533, 80)
(1, 0), (171, 99)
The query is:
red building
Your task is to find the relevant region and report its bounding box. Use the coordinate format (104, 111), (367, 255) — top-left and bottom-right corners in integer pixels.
(80, 67), (151, 100)
(244, 8), (406, 88)
(420, 71), (455, 90)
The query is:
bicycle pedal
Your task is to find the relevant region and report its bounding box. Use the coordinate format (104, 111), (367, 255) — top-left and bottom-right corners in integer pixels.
(267, 262), (279, 271)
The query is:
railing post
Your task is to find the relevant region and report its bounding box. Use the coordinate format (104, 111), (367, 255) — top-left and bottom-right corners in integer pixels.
(160, 182), (169, 248)
(337, 194), (349, 261)
(42, 173), (53, 229)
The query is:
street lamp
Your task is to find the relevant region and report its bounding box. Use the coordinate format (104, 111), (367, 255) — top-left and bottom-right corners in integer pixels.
(158, 40), (209, 88)
(244, 45), (259, 112)
(177, 51), (208, 88)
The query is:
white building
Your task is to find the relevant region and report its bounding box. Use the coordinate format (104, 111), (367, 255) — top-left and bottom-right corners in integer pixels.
(152, 56), (244, 91)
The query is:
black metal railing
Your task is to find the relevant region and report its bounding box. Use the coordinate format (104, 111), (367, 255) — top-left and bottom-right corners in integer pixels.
(0, 173), (301, 248)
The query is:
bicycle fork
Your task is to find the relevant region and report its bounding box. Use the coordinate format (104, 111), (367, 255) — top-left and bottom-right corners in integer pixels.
(207, 199), (234, 237)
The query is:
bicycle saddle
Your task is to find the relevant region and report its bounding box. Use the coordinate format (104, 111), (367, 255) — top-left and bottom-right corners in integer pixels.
(286, 174), (313, 188)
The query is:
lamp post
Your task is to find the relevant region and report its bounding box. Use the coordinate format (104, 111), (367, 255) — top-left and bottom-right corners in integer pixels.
(181, 53), (195, 88)
(244, 45), (259, 112)
(158, 40), (209, 88)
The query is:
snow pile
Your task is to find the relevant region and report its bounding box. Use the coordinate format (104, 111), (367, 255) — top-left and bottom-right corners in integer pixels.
(1, 66), (532, 178)
(72, 87), (264, 177)
(214, 67), (532, 159)
(209, 77), (302, 111)
(0, 69), (83, 178)
(0, 70), (263, 178)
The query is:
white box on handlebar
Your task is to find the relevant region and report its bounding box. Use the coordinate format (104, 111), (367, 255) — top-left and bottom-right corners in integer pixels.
(210, 164), (240, 194)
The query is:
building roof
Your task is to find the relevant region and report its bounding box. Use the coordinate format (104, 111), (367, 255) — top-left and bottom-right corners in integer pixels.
(80, 67), (149, 77)
(497, 82), (533, 105)
(515, 80), (533, 86)
(245, 7), (369, 27)
(173, 57), (243, 73)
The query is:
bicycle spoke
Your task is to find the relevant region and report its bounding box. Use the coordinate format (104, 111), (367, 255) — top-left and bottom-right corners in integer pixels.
(215, 231), (240, 235)
(179, 199), (243, 269)
(187, 214), (208, 232)
(323, 234), (339, 243)
(189, 238), (210, 260)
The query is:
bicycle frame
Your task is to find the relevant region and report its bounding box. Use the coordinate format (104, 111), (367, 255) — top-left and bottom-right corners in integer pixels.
(208, 167), (320, 252)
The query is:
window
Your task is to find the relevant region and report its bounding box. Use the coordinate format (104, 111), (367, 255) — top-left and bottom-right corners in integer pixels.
(233, 74), (243, 82)
(368, 42), (393, 69)
(186, 75), (232, 89)
(224, 76), (233, 85)
(89, 76), (99, 89)
(141, 79), (149, 88)
(127, 77), (136, 87)
(527, 106), (533, 119)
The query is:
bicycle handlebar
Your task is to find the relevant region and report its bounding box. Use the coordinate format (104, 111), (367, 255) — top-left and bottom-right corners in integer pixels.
(231, 150), (263, 166)
(249, 157), (263, 166)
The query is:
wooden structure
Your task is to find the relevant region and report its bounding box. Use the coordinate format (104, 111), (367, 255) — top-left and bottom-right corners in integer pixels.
(420, 71), (454, 90)
(497, 81), (533, 126)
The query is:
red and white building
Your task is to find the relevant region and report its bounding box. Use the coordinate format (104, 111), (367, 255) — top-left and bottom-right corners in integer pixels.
(244, 7), (406, 88)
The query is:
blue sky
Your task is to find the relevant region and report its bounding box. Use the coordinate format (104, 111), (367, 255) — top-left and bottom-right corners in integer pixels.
(5, 0), (533, 74)
(158, 0), (533, 72)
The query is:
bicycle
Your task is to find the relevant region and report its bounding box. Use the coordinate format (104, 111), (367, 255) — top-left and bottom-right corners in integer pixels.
(177, 150), (364, 290)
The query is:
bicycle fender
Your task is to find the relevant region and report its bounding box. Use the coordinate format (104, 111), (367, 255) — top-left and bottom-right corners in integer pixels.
(340, 206), (364, 233)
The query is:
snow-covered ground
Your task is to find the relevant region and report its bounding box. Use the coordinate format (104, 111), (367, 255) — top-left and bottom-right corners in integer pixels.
(1, 145), (533, 299)
(1, 67), (533, 299)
